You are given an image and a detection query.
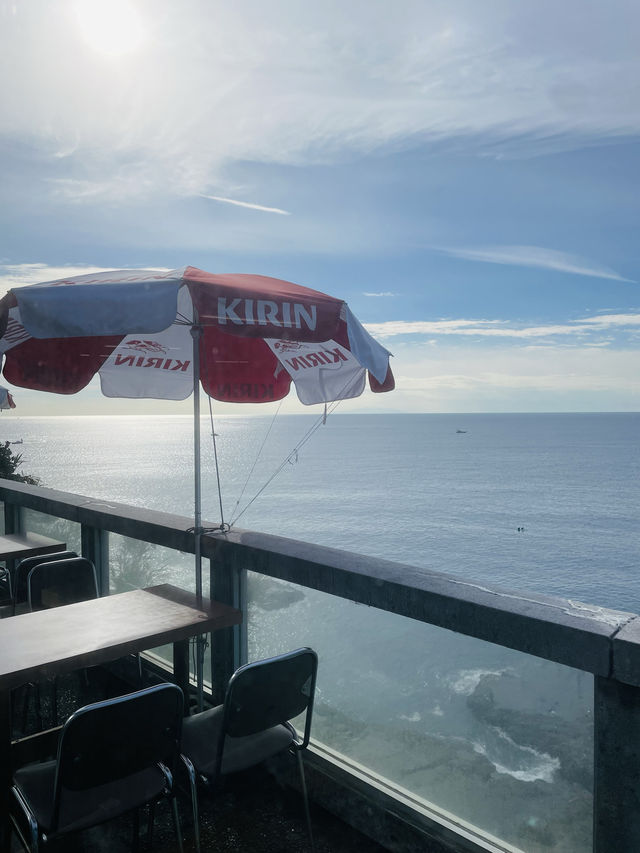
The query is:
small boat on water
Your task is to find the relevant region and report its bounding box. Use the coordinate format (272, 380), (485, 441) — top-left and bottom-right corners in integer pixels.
(456, 429), (467, 434)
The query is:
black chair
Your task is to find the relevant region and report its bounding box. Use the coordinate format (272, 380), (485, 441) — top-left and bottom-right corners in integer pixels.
(9, 553), (79, 733)
(12, 551), (79, 614)
(27, 557), (98, 611)
(181, 647), (318, 853)
(10, 683), (185, 852)
(25, 557), (143, 724)
(25, 558), (99, 729)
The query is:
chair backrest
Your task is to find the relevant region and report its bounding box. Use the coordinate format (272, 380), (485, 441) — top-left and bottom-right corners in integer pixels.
(222, 647), (318, 746)
(51, 683), (183, 830)
(14, 551), (78, 606)
(27, 557), (98, 611)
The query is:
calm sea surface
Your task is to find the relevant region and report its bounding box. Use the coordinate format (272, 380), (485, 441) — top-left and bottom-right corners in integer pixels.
(7, 411), (639, 612)
(3, 411), (639, 852)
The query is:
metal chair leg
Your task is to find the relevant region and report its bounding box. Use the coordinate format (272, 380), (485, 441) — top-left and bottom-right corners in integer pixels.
(131, 806), (140, 853)
(296, 749), (315, 852)
(146, 801), (155, 849)
(34, 683), (43, 731)
(51, 677), (58, 727)
(182, 754), (201, 853)
(171, 795), (185, 853)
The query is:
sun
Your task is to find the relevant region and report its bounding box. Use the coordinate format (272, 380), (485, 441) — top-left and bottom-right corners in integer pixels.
(74, 0), (147, 58)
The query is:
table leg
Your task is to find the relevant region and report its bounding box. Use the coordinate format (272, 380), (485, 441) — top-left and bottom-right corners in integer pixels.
(0, 688), (11, 852)
(173, 639), (191, 715)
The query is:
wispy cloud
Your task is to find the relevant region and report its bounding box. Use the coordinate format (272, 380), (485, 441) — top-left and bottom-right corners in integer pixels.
(200, 195), (291, 216)
(365, 313), (640, 341)
(0, 263), (111, 295)
(2, 2), (639, 207)
(388, 342), (640, 412)
(436, 245), (634, 282)
(366, 319), (501, 337)
(576, 313), (640, 327)
(0, 263), (168, 297)
(363, 291), (396, 297)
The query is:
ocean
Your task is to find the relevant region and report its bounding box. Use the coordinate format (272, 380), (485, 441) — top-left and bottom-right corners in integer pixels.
(4, 411), (639, 852)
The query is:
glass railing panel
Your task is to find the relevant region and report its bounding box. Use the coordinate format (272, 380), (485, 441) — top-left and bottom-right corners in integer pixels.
(22, 508), (81, 554)
(246, 573), (593, 853)
(108, 533), (209, 678)
(108, 533), (203, 595)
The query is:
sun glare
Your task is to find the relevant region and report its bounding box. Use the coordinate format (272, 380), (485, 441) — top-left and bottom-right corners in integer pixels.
(74, 0), (147, 58)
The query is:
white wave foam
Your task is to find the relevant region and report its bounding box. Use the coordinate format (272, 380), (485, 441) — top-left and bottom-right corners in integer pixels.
(473, 728), (560, 783)
(448, 668), (510, 696)
(399, 711), (422, 722)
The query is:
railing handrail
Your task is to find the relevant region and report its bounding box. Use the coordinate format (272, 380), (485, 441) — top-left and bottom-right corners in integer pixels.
(2, 477), (639, 684)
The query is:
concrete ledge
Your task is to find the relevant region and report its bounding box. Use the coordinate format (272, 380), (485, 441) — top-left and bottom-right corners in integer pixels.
(0, 480), (196, 552)
(611, 618), (640, 686)
(208, 528), (634, 677)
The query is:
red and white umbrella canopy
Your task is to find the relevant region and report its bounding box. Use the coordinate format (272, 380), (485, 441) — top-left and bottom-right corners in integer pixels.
(0, 266), (394, 405)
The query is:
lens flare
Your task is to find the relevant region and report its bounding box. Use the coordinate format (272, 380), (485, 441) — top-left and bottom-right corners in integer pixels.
(74, 0), (147, 58)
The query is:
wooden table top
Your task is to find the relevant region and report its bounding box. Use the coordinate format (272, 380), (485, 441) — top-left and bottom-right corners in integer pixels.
(0, 584), (242, 690)
(0, 533), (66, 562)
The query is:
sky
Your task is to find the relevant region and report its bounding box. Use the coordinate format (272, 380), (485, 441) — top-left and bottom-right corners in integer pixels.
(0, 0), (638, 415)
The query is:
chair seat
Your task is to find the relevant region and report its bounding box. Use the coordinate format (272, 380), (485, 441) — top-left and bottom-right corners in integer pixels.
(14, 759), (167, 837)
(182, 705), (294, 777)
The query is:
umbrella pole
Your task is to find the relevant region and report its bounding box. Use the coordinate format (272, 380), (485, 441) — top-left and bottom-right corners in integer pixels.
(191, 323), (205, 711)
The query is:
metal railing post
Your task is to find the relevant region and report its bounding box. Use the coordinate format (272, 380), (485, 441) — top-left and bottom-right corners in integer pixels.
(3, 501), (23, 535)
(81, 526), (109, 596)
(593, 675), (640, 851)
(209, 551), (244, 705)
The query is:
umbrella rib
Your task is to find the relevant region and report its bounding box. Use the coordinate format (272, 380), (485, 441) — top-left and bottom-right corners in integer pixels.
(174, 313), (192, 325)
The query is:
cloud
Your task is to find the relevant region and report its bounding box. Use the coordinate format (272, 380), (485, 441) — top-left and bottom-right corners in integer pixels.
(435, 245), (634, 282)
(576, 313), (640, 327)
(0, 263), (113, 297)
(1, 1), (639, 204)
(0, 262), (172, 299)
(200, 195), (291, 215)
(365, 313), (640, 342)
(387, 341), (640, 411)
(366, 319), (501, 337)
(363, 291), (396, 297)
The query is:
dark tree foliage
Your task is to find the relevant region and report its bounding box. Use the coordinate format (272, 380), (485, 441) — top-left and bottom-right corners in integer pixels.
(0, 442), (39, 485)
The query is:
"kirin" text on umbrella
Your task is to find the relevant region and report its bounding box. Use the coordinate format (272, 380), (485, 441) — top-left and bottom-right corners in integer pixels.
(217, 298), (317, 330)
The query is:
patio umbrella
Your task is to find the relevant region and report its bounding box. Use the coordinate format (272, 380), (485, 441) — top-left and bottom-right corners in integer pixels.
(0, 266), (394, 698)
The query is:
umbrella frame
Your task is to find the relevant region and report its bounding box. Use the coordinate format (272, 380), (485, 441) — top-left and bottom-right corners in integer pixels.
(191, 321), (206, 708)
